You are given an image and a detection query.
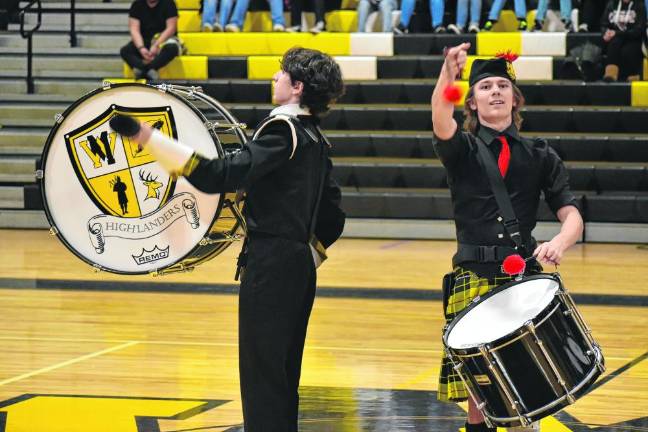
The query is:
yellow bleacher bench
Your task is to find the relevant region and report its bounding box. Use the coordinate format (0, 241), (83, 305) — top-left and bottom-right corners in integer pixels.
(122, 55), (208, 80)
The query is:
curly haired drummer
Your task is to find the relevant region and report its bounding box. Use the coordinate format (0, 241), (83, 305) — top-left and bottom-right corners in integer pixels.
(431, 43), (584, 432)
(110, 47), (345, 432)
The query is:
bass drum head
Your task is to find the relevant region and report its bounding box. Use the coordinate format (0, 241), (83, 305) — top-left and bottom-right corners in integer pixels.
(41, 83), (222, 274)
(446, 276), (560, 349)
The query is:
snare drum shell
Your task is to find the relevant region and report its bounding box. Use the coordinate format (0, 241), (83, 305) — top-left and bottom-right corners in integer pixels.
(444, 275), (603, 426)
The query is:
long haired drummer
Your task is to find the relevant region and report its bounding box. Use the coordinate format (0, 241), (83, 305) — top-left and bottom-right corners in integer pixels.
(431, 43), (584, 432)
(110, 47), (345, 432)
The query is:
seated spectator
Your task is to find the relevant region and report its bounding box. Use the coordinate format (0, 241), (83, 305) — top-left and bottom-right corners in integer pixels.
(448, 0), (482, 33)
(0, 0), (19, 31)
(288, 0), (327, 33)
(120, 0), (180, 80)
(201, 0), (226, 31)
(225, 0), (285, 32)
(578, 0), (605, 31)
(395, 0), (445, 34)
(601, 0), (646, 81)
(534, 0), (573, 31)
(483, 0), (528, 31)
(357, 0), (398, 32)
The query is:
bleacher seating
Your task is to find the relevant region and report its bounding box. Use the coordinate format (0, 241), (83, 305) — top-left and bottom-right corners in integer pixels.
(1, 1), (647, 239)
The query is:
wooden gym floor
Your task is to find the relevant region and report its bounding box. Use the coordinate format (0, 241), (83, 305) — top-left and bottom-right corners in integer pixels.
(0, 229), (646, 431)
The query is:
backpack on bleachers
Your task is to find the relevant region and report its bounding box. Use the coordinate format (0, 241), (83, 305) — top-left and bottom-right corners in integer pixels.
(559, 42), (603, 81)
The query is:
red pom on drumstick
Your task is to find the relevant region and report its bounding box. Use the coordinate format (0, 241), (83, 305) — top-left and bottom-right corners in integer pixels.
(495, 50), (519, 63)
(443, 84), (463, 103)
(502, 254), (526, 276)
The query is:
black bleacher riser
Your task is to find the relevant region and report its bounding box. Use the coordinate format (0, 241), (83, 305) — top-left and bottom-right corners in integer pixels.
(329, 135), (648, 163)
(208, 58), (247, 79)
(377, 57), (444, 79)
(332, 163), (648, 194)
(393, 34), (477, 55)
(227, 107), (648, 134)
(392, 33), (603, 56)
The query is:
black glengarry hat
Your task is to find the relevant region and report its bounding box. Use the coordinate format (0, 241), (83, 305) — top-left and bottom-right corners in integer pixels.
(468, 52), (518, 87)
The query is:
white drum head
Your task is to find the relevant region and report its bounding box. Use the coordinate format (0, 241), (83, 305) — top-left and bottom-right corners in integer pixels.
(446, 277), (560, 349)
(42, 84), (221, 274)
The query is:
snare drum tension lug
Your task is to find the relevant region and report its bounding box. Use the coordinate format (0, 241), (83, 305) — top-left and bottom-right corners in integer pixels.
(54, 113), (63, 124)
(49, 226), (58, 236)
(35, 169), (44, 180)
(563, 309), (573, 316)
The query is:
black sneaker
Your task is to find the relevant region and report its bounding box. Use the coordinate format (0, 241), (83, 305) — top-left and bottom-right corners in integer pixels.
(533, 20), (543, 31)
(518, 19), (528, 31)
(562, 19), (573, 33)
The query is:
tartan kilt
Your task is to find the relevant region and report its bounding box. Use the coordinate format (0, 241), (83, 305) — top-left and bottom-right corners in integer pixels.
(437, 267), (514, 402)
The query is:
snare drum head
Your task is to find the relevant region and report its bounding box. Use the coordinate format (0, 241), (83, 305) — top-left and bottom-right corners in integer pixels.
(42, 84), (222, 274)
(446, 276), (560, 349)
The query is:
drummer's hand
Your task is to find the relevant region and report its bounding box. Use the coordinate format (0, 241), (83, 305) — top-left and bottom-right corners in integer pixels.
(533, 236), (566, 266)
(443, 42), (470, 81)
(135, 122), (153, 152)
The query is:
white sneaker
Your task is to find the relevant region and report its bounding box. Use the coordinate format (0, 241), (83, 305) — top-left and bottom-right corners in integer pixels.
(273, 23), (285, 32)
(286, 25), (301, 32)
(309, 21), (325, 34)
(447, 23), (462, 34)
(468, 23), (480, 33)
(225, 23), (240, 32)
(213, 22), (223, 32)
(202, 23), (213, 32)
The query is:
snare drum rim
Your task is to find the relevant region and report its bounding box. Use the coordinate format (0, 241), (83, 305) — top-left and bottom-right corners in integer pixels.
(443, 273), (563, 355)
(39, 83), (229, 275)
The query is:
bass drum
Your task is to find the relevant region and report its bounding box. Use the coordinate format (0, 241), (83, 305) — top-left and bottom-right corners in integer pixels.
(39, 82), (247, 275)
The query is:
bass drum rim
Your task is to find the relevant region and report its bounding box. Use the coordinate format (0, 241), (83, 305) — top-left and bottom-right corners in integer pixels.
(39, 82), (243, 275)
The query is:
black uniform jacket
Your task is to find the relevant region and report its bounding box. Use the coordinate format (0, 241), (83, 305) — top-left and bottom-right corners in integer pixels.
(182, 104), (345, 249)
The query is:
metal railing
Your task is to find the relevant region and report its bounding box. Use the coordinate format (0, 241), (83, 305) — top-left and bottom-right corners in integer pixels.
(19, 0), (42, 94)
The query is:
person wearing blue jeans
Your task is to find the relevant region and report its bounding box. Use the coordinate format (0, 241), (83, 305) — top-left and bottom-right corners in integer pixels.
(357, 0), (398, 32)
(534, 0), (573, 31)
(202, 0), (225, 31)
(395, 0), (445, 33)
(224, 0), (285, 31)
(448, 0), (482, 33)
(483, 0), (528, 31)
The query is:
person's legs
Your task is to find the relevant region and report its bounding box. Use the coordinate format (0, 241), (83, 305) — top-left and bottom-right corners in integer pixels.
(456, 0), (469, 28)
(269, 0), (285, 26)
(430, 0), (445, 28)
(379, 0), (397, 31)
(228, 0), (250, 28)
(559, 0), (572, 22)
(290, 0), (304, 28)
(399, 0), (415, 27)
(239, 237), (313, 432)
(120, 41), (147, 75)
(219, 0), (234, 28)
(469, 0), (481, 27)
(620, 39), (643, 80)
(148, 43), (178, 71)
(604, 36), (623, 81)
(201, 0), (217, 28)
(487, 0), (506, 21)
(514, 0), (527, 19)
(535, 0), (548, 22)
(356, 0), (372, 32)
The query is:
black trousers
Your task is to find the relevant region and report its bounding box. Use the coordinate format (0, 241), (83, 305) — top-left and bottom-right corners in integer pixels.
(239, 235), (316, 432)
(119, 40), (178, 72)
(290, 0), (326, 26)
(606, 35), (643, 79)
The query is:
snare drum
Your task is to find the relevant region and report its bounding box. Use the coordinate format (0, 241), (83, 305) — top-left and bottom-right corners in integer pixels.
(443, 274), (605, 428)
(39, 83), (247, 275)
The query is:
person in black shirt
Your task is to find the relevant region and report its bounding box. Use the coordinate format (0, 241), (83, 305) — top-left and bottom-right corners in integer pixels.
(120, 0), (180, 80)
(600, 0), (646, 82)
(110, 47), (345, 432)
(431, 43), (584, 432)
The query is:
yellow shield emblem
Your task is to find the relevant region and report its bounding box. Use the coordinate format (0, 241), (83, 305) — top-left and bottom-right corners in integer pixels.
(65, 105), (178, 218)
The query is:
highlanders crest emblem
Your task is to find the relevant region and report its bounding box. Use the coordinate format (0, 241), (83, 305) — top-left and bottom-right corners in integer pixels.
(65, 105), (200, 254)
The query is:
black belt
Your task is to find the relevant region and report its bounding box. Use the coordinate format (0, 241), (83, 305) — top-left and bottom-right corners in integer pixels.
(453, 244), (522, 264)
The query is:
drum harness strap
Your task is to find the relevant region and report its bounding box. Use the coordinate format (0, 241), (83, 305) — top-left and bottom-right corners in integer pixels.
(234, 116), (329, 280)
(454, 135), (527, 264)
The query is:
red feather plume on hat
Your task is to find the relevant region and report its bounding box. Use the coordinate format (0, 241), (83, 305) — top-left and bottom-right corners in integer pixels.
(495, 50), (519, 63)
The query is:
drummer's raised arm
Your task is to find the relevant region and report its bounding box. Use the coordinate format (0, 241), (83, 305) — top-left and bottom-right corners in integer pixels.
(431, 42), (470, 141)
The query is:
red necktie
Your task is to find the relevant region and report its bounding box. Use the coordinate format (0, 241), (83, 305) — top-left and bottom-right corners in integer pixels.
(497, 135), (510, 177)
